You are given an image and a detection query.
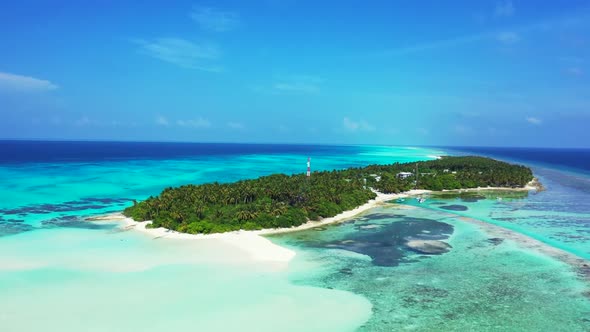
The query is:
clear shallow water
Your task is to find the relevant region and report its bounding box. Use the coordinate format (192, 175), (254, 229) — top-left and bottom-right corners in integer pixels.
(0, 226), (372, 332)
(1, 141), (589, 331)
(0, 142), (439, 332)
(0, 142), (441, 232)
(272, 205), (590, 331)
(404, 188), (590, 261)
(443, 147), (590, 260)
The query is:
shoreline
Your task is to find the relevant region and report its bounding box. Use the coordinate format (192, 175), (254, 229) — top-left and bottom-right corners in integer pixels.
(90, 182), (542, 266)
(92, 213), (298, 264)
(440, 179), (540, 193)
(255, 189), (431, 235)
(92, 190), (425, 264)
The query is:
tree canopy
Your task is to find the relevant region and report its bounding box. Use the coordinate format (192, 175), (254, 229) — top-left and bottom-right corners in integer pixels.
(123, 156), (533, 234)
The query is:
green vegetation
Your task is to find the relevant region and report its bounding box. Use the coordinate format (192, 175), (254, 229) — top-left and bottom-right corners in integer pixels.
(366, 156), (534, 193)
(123, 156), (533, 234)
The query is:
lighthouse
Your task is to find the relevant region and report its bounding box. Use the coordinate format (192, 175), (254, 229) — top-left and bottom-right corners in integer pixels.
(306, 157), (311, 177)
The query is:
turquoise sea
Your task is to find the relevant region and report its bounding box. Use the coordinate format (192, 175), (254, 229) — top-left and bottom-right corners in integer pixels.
(0, 141), (589, 331)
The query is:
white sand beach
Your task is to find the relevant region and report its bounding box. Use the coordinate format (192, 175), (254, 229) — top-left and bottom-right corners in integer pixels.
(95, 183), (541, 266)
(95, 214), (297, 264)
(94, 190), (429, 264)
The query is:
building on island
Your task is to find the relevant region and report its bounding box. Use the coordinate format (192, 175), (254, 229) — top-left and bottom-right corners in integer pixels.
(369, 174), (382, 182)
(397, 172), (413, 179)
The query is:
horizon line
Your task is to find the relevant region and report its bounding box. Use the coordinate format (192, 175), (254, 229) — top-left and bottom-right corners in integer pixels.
(1, 138), (589, 150)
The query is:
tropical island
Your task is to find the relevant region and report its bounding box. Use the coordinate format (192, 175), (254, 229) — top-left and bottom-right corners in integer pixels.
(123, 156), (533, 234)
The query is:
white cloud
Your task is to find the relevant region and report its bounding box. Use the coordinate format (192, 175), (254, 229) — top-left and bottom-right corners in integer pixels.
(496, 31), (520, 44)
(135, 38), (221, 71)
(0, 72), (58, 91)
(372, 14), (582, 57)
(526, 116), (542, 125)
(177, 117), (211, 128)
(227, 121), (244, 129)
(373, 29), (520, 56)
(371, 12), (590, 57)
(342, 117), (375, 132)
(495, 1), (515, 17)
(156, 116), (169, 126)
(190, 7), (239, 32)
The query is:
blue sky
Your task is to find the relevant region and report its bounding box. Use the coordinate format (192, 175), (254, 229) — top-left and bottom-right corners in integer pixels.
(1, 0), (589, 147)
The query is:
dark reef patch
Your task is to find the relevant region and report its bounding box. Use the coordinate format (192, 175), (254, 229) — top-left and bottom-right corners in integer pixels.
(42, 216), (116, 230)
(487, 237), (505, 246)
(310, 216), (454, 266)
(400, 285), (450, 309)
(439, 205), (469, 211)
(460, 196), (486, 202)
(494, 217), (516, 222)
(0, 197), (132, 216)
(81, 197), (133, 204)
(0, 219), (34, 237)
(8, 219), (25, 223)
(359, 213), (405, 221)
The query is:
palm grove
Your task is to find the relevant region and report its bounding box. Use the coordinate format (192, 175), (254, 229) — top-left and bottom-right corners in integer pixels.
(123, 156), (533, 234)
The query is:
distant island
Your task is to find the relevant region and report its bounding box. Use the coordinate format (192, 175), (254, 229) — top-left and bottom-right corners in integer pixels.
(123, 156), (533, 234)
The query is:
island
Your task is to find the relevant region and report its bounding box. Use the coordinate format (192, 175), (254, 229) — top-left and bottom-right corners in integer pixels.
(123, 156), (534, 234)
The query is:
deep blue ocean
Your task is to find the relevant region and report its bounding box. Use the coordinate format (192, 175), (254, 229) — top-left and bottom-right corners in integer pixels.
(0, 140), (364, 164)
(448, 146), (590, 175)
(3, 140), (588, 171)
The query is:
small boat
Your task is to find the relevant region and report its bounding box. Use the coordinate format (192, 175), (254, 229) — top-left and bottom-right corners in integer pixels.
(418, 197), (426, 203)
(396, 198), (405, 203)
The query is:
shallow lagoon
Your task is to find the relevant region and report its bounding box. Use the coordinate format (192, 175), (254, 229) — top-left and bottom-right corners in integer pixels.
(0, 144), (438, 331)
(273, 205), (590, 331)
(0, 226), (372, 332)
